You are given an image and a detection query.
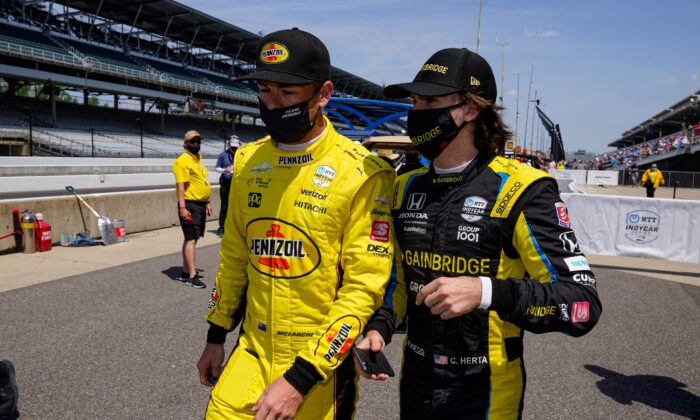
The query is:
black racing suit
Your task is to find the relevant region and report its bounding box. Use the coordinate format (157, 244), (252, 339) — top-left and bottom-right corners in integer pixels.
(368, 153), (602, 419)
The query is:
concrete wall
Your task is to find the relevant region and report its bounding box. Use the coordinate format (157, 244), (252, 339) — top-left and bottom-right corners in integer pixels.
(0, 186), (221, 253)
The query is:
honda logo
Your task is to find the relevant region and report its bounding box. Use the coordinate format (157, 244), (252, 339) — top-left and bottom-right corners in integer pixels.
(406, 193), (427, 211)
(559, 231), (580, 254)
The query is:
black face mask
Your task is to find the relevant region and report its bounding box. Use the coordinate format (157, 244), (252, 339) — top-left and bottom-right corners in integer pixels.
(186, 145), (200, 154)
(407, 102), (469, 160)
(258, 91), (322, 144)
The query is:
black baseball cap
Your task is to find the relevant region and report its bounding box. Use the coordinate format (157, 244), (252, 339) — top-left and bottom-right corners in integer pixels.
(384, 48), (497, 102)
(237, 28), (331, 84)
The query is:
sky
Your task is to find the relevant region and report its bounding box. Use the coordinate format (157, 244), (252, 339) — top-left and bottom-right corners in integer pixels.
(182, 0), (700, 154)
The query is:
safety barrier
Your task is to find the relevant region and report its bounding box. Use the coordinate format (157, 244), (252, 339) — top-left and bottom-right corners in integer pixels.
(561, 193), (700, 263)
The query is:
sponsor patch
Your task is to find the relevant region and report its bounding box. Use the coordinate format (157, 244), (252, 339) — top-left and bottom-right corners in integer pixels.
(406, 193), (427, 211)
(460, 196), (488, 222)
(559, 303), (570, 322)
(559, 231), (580, 253)
(403, 249), (490, 275)
(247, 218), (321, 279)
(406, 339), (425, 356)
(573, 273), (596, 287)
(571, 301), (590, 323)
(624, 210), (660, 244)
(248, 192), (262, 208)
(314, 316), (361, 366)
(252, 161), (273, 174)
(495, 182), (522, 215)
(300, 189), (327, 200)
(258, 322), (267, 332)
(207, 286), (218, 308)
(564, 255), (590, 272)
(260, 42), (289, 63)
(247, 177), (271, 189)
(456, 225), (480, 242)
(374, 195), (389, 206)
(367, 244), (390, 258)
(525, 305), (557, 317)
(370, 221), (390, 242)
(294, 200), (326, 214)
(409, 281), (424, 293)
(278, 153), (313, 165)
(312, 165), (336, 188)
(555, 202), (570, 228)
(403, 225), (427, 234)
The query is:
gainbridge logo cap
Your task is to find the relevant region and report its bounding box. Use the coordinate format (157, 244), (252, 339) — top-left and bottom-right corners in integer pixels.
(384, 48), (496, 102)
(237, 28), (331, 84)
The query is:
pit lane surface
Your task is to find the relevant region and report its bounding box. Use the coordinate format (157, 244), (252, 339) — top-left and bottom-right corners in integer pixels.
(1, 244), (698, 419)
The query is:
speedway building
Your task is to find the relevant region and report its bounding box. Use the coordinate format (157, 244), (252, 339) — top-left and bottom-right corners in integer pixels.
(0, 0), (408, 158)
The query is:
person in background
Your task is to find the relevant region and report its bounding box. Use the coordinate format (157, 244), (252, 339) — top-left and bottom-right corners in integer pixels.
(197, 27), (396, 419)
(641, 163), (665, 198)
(172, 130), (212, 288)
(357, 47), (601, 419)
(629, 162), (639, 187)
(215, 135), (240, 236)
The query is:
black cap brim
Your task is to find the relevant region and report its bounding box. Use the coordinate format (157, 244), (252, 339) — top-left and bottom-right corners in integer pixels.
(236, 69), (317, 84)
(383, 81), (461, 99)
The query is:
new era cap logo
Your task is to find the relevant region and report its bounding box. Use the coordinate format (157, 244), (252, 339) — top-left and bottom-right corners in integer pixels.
(470, 76), (480, 86)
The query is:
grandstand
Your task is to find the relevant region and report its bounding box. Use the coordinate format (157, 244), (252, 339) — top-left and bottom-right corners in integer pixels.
(0, 1), (406, 157)
(605, 90), (700, 172)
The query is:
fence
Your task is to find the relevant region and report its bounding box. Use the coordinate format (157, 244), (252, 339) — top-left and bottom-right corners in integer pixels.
(619, 169), (700, 189)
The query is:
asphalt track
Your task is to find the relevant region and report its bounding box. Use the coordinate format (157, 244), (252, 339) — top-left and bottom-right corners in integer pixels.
(1, 243), (698, 419)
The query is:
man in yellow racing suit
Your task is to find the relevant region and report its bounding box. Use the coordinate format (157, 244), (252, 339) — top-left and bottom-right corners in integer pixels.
(197, 27), (398, 419)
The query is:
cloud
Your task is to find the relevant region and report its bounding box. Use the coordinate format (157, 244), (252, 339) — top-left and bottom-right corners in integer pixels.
(507, 89), (518, 97)
(525, 30), (560, 38)
(692, 73), (699, 81)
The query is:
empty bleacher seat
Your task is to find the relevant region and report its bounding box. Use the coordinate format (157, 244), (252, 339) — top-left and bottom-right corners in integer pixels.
(0, 22), (74, 60)
(63, 39), (147, 73)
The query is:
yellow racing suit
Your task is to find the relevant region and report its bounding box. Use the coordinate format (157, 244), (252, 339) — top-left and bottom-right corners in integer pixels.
(205, 118), (396, 419)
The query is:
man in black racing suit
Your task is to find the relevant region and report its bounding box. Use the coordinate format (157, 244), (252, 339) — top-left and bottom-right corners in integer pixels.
(355, 47), (602, 419)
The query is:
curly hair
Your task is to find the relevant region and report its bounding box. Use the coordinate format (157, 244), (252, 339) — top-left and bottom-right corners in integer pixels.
(462, 93), (512, 156)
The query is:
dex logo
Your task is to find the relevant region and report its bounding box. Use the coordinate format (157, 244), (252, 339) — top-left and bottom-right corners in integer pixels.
(407, 193), (427, 211)
(248, 192), (262, 208)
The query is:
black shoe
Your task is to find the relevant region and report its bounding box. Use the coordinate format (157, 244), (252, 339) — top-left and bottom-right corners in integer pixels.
(0, 360), (19, 420)
(177, 272), (203, 282)
(187, 277), (206, 289)
(217, 227), (224, 237)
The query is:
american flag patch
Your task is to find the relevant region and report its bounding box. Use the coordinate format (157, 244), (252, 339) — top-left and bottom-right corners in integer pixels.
(434, 354), (448, 365)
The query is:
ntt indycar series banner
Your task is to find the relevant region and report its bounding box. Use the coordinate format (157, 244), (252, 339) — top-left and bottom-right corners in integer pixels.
(561, 193), (700, 263)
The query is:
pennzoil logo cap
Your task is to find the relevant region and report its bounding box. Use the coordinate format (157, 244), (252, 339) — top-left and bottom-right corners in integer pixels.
(384, 48), (496, 102)
(237, 28), (331, 84)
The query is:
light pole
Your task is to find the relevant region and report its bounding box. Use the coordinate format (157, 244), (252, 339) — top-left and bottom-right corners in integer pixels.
(496, 40), (510, 111)
(514, 72), (521, 151)
(522, 64), (535, 151)
(529, 91), (539, 153)
(475, 0), (483, 53)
